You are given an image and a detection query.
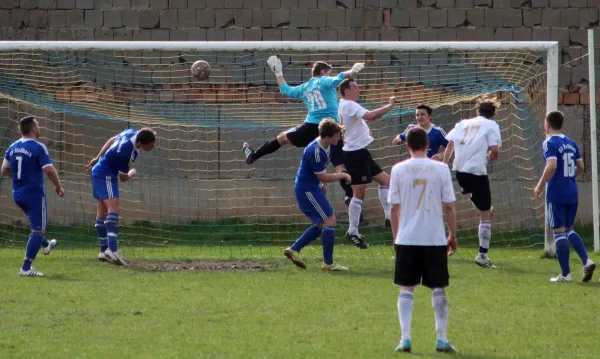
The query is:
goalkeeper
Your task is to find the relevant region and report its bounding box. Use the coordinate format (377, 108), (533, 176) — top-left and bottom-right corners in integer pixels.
(242, 57), (365, 165)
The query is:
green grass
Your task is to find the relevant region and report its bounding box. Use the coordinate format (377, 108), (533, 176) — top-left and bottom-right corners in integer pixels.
(1, 246), (600, 359)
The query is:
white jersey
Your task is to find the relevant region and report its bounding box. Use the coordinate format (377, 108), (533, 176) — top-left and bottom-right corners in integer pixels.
(388, 157), (456, 246)
(445, 116), (501, 176)
(338, 98), (373, 151)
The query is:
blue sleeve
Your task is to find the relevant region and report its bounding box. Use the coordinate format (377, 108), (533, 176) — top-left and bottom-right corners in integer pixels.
(439, 131), (449, 147)
(117, 146), (132, 174)
(306, 147), (327, 174)
(280, 82), (306, 99)
(38, 143), (52, 168)
(574, 142), (582, 161)
(320, 72), (346, 89)
(399, 125), (414, 142)
(543, 140), (558, 161)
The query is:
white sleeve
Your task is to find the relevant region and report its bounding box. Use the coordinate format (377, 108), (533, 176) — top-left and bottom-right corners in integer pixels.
(445, 121), (462, 142)
(354, 102), (368, 120)
(487, 122), (502, 147)
(388, 165), (402, 205)
(441, 166), (456, 203)
(2, 158), (10, 169)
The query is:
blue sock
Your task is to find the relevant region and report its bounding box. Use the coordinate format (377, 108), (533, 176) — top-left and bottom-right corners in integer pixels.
(291, 225), (322, 253)
(567, 230), (589, 265)
(22, 232), (44, 271)
(321, 226), (335, 265)
(554, 232), (570, 276)
(95, 217), (108, 252)
(105, 212), (119, 252)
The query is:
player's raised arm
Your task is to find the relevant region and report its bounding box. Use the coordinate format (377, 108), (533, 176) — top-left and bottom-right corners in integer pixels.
(86, 135), (117, 171)
(363, 96), (396, 121)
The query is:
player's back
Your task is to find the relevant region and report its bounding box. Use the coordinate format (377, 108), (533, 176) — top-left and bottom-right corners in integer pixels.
(92, 129), (138, 177)
(295, 139), (329, 190)
(545, 134), (580, 204)
(449, 116), (501, 175)
(391, 158), (455, 246)
(281, 73), (345, 124)
(5, 139), (51, 198)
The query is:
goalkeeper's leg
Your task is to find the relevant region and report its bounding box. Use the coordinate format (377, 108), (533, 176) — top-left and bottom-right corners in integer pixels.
(243, 123), (319, 165)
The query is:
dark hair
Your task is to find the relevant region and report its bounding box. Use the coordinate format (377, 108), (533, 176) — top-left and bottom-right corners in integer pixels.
(416, 104), (433, 116)
(406, 127), (428, 152)
(477, 97), (500, 119)
(339, 78), (354, 96)
(136, 128), (156, 145)
(546, 111), (564, 130)
(312, 61), (332, 77)
(19, 116), (36, 135)
(319, 118), (342, 138)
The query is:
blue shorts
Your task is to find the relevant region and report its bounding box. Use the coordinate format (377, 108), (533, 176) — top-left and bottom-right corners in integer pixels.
(14, 195), (47, 231)
(329, 142), (344, 167)
(295, 187), (334, 224)
(92, 175), (119, 200)
(547, 202), (578, 229)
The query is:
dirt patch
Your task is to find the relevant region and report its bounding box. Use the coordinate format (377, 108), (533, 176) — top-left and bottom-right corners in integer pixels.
(126, 259), (275, 272)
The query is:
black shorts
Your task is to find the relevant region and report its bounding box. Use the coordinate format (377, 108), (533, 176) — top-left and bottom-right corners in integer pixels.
(285, 122), (319, 148)
(394, 245), (449, 289)
(329, 140), (344, 167)
(455, 171), (492, 211)
(342, 148), (383, 185)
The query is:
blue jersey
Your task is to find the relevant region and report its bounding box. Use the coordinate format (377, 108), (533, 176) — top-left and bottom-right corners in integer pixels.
(280, 72), (346, 124)
(294, 139), (329, 190)
(399, 124), (449, 158)
(543, 134), (581, 204)
(4, 138), (52, 198)
(92, 129), (139, 178)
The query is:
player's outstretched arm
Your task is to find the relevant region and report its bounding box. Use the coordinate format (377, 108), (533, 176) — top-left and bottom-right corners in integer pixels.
(392, 135), (402, 146)
(363, 96), (396, 121)
(344, 63), (365, 78)
(316, 171), (351, 185)
(533, 159), (557, 199)
(86, 135), (117, 171)
(442, 140), (455, 165)
(266, 56), (286, 85)
(44, 165), (64, 197)
(443, 201), (457, 254)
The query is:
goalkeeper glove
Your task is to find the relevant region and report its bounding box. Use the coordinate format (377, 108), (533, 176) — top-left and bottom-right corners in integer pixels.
(350, 62), (365, 76)
(267, 56), (283, 77)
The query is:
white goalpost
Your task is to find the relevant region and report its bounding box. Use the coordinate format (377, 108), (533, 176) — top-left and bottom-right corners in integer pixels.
(0, 41), (560, 257)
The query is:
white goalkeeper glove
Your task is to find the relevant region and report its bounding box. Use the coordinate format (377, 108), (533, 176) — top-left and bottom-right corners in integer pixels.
(267, 56), (283, 77)
(350, 62), (365, 76)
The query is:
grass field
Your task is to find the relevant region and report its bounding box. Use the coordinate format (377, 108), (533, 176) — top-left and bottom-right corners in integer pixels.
(1, 244), (599, 359)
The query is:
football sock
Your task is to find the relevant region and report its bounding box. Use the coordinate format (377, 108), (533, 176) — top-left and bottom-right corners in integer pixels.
(349, 198), (363, 236)
(378, 186), (391, 219)
(22, 232), (44, 271)
(95, 217), (108, 252)
(321, 226), (335, 265)
(554, 232), (570, 276)
(254, 138), (282, 161)
(339, 171), (353, 198)
(478, 220), (491, 257)
(398, 290), (414, 341)
(105, 212), (119, 252)
(291, 225), (322, 252)
(432, 288), (449, 342)
(567, 230), (589, 265)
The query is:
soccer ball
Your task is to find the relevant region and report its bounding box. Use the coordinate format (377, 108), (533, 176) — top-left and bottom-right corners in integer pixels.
(190, 60), (211, 81)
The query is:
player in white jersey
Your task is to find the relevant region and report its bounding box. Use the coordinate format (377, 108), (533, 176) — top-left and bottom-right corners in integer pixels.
(443, 100), (501, 268)
(337, 78), (395, 248)
(388, 127), (458, 353)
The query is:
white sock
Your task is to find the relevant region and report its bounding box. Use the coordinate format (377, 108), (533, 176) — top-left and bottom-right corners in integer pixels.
(432, 288), (448, 342)
(378, 186), (391, 219)
(479, 220), (491, 256)
(398, 290), (414, 341)
(349, 198), (363, 236)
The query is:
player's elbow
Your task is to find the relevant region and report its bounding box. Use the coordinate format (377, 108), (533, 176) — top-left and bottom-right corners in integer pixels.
(577, 160), (585, 173)
(43, 165), (55, 176)
(442, 202), (455, 214)
(392, 137), (401, 145)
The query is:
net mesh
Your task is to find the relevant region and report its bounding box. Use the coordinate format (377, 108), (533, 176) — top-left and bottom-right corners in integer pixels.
(0, 47), (549, 258)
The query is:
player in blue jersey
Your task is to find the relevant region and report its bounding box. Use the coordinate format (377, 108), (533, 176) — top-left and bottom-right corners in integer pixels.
(392, 105), (448, 160)
(534, 111), (595, 283)
(86, 128), (156, 265)
(1, 116), (64, 277)
(283, 119), (352, 271)
(242, 57), (365, 165)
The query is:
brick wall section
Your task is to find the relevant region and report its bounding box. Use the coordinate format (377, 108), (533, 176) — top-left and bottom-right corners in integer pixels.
(0, 1), (599, 101)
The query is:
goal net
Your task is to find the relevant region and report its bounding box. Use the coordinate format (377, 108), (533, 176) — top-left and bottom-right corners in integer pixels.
(0, 41), (558, 258)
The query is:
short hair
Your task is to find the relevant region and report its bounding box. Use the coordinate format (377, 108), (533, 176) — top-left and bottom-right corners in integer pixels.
(312, 61), (332, 77)
(546, 111), (564, 130)
(319, 118), (342, 138)
(416, 104), (433, 116)
(339, 78), (354, 96)
(136, 128), (156, 145)
(477, 97), (500, 119)
(19, 116), (36, 135)
(406, 127), (428, 152)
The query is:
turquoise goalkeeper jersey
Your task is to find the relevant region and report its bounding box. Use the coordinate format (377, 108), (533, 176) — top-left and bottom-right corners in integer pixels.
(279, 72), (346, 125)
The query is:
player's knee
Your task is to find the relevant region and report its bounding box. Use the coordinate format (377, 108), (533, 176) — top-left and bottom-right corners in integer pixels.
(277, 133), (290, 145)
(322, 215), (336, 227)
(400, 286), (415, 293)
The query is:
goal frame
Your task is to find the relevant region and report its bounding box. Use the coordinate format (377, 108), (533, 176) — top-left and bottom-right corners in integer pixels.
(0, 40), (560, 255)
